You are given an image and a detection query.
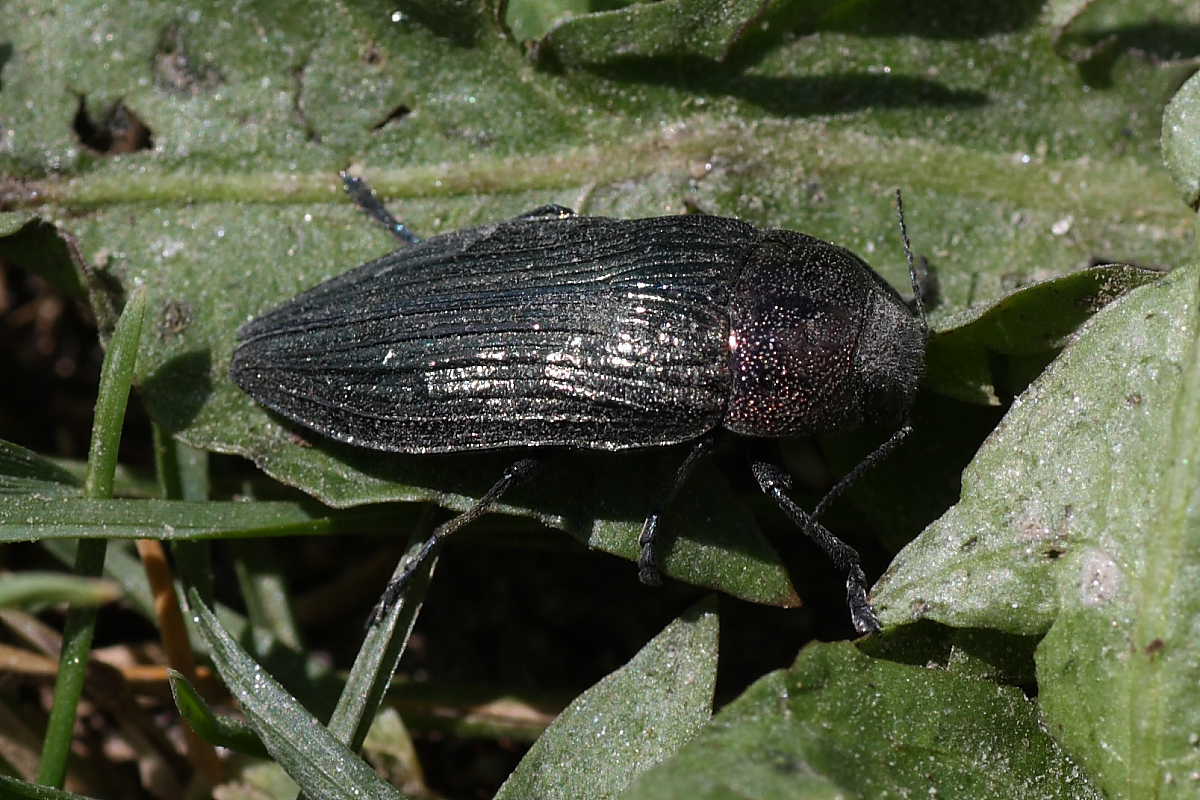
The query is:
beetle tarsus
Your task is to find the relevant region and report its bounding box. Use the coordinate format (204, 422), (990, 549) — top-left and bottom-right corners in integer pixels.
(637, 516), (663, 586)
(846, 566), (882, 635)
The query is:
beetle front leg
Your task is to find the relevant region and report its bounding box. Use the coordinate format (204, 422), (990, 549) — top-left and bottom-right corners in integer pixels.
(637, 435), (718, 586)
(370, 458), (540, 625)
(750, 461), (881, 635)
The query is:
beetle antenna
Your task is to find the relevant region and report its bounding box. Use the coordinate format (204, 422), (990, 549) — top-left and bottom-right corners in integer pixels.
(895, 189), (926, 333)
(810, 192), (927, 520)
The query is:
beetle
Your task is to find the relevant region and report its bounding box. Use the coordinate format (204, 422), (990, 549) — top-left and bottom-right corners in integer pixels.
(231, 173), (927, 634)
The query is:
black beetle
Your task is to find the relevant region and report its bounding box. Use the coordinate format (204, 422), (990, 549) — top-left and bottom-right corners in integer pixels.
(231, 174), (926, 633)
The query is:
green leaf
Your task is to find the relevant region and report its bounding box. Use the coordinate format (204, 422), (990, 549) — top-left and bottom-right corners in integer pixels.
(5, 1), (1200, 796)
(183, 588), (409, 799)
(0, 217), (86, 298)
(506, 0), (593, 43)
(359, 709), (427, 798)
(38, 285), (146, 789)
(532, 0), (772, 67)
(5, 0), (1190, 608)
(39, 539), (157, 621)
(496, 596), (719, 800)
(623, 640), (1099, 799)
(874, 265), (1198, 630)
(926, 264), (1162, 405)
(0, 440), (82, 495)
(0, 496), (412, 542)
(1163, 68), (1200, 208)
(326, 532), (436, 753)
(857, 620), (1039, 688)
(0, 572), (121, 609)
(0, 776), (102, 800)
(873, 264), (1200, 795)
(84, 285), (147, 500)
(167, 669), (270, 759)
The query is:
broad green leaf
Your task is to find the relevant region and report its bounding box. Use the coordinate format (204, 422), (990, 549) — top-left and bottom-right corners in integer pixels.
(0, 218), (86, 297)
(623, 640), (1098, 799)
(858, 619), (1040, 688)
(0, 212), (39, 236)
(183, 588), (409, 800)
(507, 0), (595, 43)
(873, 264), (1200, 796)
(496, 597), (718, 800)
(2, 1), (1193, 604)
(1163, 69), (1200, 207)
(533, 0), (773, 67)
(873, 265), (1197, 630)
(926, 264), (1162, 405)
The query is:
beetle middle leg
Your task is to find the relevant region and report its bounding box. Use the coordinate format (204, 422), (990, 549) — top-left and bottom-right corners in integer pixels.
(340, 170), (422, 245)
(370, 458), (540, 624)
(750, 461), (881, 635)
(637, 435), (719, 586)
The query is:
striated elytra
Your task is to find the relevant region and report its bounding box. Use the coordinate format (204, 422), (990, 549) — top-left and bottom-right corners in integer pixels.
(231, 174), (927, 634)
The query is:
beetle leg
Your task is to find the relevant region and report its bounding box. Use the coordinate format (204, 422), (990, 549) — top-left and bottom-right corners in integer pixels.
(516, 204), (576, 220)
(750, 461), (881, 635)
(340, 170), (423, 245)
(369, 458), (540, 624)
(813, 423), (912, 520)
(637, 435), (718, 586)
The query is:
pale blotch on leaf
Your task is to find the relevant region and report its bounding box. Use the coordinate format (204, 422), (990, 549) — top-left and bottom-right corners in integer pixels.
(1078, 549), (1121, 607)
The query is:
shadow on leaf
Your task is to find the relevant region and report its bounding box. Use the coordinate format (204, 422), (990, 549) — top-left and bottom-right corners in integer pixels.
(570, 56), (988, 116)
(142, 348), (214, 432)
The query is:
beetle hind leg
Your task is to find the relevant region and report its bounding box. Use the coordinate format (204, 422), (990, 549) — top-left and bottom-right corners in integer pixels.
(369, 458), (540, 625)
